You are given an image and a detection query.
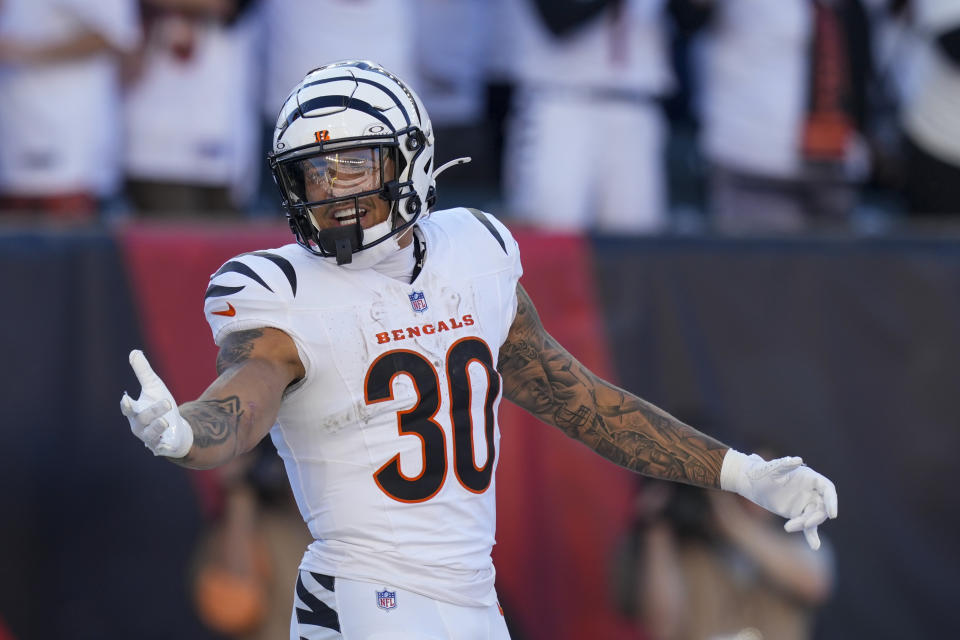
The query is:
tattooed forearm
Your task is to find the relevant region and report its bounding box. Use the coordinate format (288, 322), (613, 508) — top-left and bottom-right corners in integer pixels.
(216, 329), (264, 374)
(498, 285), (727, 488)
(184, 396), (244, 447)
(166, 328), (301, 470)
(175, 396), (245, 467)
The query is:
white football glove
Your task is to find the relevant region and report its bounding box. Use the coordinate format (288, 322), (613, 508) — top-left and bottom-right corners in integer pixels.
(720, 449), (838, 550)
(120, 349), (193, 459)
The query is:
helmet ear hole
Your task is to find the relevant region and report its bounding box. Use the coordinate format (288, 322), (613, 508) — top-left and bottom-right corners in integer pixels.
(406, 195), (421, 215)
(406, 131), (422, 151)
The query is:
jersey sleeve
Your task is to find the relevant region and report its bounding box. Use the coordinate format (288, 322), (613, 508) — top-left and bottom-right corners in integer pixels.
(465, 208), (523, 278)
(464, 208), (524, 330)
(203, 249), (300, 346)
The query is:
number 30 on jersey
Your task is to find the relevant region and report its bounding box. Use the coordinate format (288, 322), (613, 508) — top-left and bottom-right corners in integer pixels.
(364, 337), (499, 503)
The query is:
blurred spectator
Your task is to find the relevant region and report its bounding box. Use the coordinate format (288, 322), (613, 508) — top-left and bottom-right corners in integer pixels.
(191, 439), (312, 640)
(685, 0), (878, 233)
(899, 0), (960, 217)
(253, 0), (417, 214)
(502, 0), (674, 233)
(122, 0), (262, 217)
(482, 0), (521, 207)
(412, 0), (495, 205)
(413, 0), (486, 133)
(614, 478), (835, 640)
(0, 0), (141, 222)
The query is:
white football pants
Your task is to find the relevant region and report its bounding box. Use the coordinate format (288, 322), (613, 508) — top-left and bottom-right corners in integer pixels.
(291, 570), (512, 640)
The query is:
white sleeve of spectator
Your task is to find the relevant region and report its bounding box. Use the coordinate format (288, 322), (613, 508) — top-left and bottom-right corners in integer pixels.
(60, 0), (142, 51)
(916, 0), (960, 31)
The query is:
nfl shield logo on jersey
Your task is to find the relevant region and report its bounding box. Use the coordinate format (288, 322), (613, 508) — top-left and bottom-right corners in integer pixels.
(409, 291), (428, 313)
(376, 589), (397, 611)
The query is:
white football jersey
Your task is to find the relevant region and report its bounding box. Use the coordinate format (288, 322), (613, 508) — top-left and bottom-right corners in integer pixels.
(203, 208), (523, 606)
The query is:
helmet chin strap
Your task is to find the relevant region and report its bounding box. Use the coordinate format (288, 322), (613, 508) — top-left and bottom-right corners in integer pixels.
(316, 224), (363, 265)
(320, 216), (402, 269)
(315, 180), (424, 267)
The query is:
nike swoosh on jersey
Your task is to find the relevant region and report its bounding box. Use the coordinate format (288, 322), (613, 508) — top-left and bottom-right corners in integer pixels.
(212, 302), (237, 317)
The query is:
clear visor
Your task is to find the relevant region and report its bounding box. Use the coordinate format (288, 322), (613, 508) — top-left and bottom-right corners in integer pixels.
(279, 146), (393, 205)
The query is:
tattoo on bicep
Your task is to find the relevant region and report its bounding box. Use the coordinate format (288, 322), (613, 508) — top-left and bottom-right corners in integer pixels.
(498, 285), (725, 487)
(217, 329), (264, 374)
(182, 396), (244, 448)
(498, 286), (546, 374)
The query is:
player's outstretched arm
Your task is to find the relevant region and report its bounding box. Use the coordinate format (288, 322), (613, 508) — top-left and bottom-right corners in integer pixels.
(121, 328), (304, 470)
(498, 284), (728, 488)
(498, 285), (838, 549)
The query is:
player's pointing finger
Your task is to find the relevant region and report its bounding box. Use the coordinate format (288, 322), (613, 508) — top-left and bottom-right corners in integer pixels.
(129, 349), (160, 388)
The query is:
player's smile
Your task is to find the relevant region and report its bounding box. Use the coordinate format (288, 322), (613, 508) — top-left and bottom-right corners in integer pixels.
(311, 193), (390, 231)
(331, 205), (366, 226)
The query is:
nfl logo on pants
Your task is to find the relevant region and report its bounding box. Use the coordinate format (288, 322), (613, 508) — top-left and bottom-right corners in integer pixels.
(377, 589), (397, 611)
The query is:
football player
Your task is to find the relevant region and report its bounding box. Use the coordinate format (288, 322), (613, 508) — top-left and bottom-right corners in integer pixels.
(121, 61), (838, 640)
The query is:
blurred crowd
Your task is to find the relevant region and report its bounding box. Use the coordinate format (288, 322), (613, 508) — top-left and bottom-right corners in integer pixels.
(612, 440), (836, 640)
(1, 0), (958, 234)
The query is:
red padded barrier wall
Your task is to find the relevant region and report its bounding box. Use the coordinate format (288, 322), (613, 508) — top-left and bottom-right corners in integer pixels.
(0, 616), (16, 640)
(118, 221), (291, 512)
(494, 229), (636, 640)
(118, 221), (292, 402)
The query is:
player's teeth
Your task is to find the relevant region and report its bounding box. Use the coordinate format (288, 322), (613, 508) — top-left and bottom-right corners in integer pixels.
(334, 209), (365, 224)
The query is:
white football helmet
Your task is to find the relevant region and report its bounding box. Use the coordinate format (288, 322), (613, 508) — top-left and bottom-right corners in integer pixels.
(268, 60), (438, 266)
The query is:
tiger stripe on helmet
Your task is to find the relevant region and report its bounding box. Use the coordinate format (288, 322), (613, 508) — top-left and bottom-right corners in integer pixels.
(300, 75), (414, 127)
(318, 60), (422, 123)
(285, 95), (397, 134)
(278, 70), (420, 141)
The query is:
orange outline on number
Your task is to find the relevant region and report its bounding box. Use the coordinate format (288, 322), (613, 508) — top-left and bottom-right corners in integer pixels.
(365, 349), (447, 503)
(446, 337), (499, 495)
(364, 338), (500, 503)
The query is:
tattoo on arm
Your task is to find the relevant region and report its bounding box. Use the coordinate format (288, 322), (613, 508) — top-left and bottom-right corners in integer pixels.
(216, 329), (264, 374)
(178, 396), (245, 462)
(169, 328), (298, 469)
(498, 285), (727, 488)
